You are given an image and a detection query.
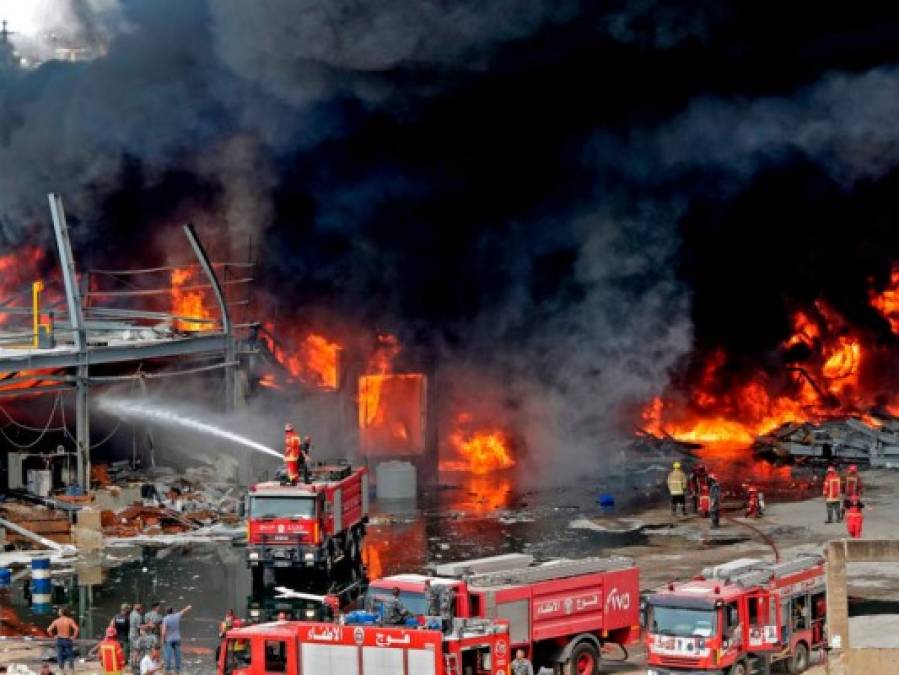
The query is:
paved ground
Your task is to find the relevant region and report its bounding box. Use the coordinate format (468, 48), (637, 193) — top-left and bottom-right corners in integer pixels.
(2, 469), (897, 673)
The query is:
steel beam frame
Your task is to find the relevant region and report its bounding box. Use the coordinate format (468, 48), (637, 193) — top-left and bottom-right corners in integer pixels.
(0, 195), (245, 491)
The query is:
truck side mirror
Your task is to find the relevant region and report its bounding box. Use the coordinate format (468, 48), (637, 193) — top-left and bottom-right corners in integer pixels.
(640, 600), (647, 629)
(238, 499), (246, 518)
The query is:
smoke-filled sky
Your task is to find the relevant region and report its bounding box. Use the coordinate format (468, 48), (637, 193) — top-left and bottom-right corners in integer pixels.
(7, 3), (899, 472)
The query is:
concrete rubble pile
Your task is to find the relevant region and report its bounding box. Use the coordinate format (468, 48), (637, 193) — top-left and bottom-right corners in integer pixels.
(99, 464), (242, 538)
(1, 463), (243, 552)
(753, 410), (899, 467)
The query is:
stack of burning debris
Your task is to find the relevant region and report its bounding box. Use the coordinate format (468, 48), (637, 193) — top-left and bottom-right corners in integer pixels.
(753, 410), (899, 467)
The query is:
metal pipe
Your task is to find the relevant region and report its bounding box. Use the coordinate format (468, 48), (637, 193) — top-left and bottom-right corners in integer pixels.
(84, 277), (253, 298)
(0, 384), (74, 398)
(48, 193), (89, 489)
(0, 516), (71, 552)
(89, 261), (255, 275)
(182, 223), (238, 411)
(32, 281), (44, 348)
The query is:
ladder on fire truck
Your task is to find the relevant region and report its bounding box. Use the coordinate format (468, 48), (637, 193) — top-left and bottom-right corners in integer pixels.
(441, 555), (635, 588)
(703, 554), (824, 588)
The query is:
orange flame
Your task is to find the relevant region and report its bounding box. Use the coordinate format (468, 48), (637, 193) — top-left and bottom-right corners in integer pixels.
(870, 267), (899, 334)
(301, 334), (340, 388)
(822, 335), (860, 386)
(368, 333), (400, 374)
(170, 268), (213, 331)
(785, 311), (820, 349)
(261, 327), (341, 390)
(0, 246), (48, 326)
(358, 371), (425, 456)
(258, 374), (279, 389)
(441, 414), (516, 475)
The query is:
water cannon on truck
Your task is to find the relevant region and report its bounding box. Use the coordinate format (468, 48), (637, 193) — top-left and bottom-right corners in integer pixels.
(245, 461), (369, 592)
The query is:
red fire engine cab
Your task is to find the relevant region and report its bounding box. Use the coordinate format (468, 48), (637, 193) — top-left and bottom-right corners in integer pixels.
(219, 616), (511, 675)
(644, 554), (826, 675)
(245, 462), (368, 587)
(365, 553), (641, 675)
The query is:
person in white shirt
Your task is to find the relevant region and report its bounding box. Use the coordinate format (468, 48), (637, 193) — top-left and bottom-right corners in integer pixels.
(140, 645), (163, 675)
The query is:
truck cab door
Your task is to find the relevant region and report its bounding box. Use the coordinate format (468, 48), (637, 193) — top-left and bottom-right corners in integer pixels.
(746, 591), (779, 651)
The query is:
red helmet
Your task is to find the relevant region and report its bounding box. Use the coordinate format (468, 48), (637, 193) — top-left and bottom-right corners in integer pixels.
(849, 465), (858, 473)
(105, 627), (117, 638)
(285, 423), (294, 432)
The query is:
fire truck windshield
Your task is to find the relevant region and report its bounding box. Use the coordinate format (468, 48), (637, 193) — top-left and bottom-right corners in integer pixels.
(649, 605), (717, 638)
(364, 588), (427, 616)
(249, 496), (316, 519)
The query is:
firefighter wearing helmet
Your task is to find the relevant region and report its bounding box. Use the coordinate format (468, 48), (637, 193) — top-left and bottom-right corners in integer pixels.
(667, 461), (688, 517)
(96, 626), (126, 675)
(823, 465), (843, 524)
(843, 464), (862, 520)
(284, 423), (301, 484)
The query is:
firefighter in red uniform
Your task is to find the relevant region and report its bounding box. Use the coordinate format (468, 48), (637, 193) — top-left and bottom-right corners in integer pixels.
(841, 465), (861, 520)
(284, 423), (302, 484)
(823, 466), (843, 524)
(845, 494), (865, 539)
(844, 465), (862, 497)
(698, 480), (711, 517)
(745, 484), (763, 518)
(689, 463), (708, 514)
(97, 626), (126, 674)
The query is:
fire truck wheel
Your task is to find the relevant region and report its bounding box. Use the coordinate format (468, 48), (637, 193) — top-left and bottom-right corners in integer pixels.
(787, 642), (809, 674)
(728, 662), (747, 675)
(569, 641), (600, 675)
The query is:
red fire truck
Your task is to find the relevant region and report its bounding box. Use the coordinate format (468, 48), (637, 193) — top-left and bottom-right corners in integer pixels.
(219, 617), (511, 675)
(246, 462), (369, 589)
(644, 554), (826, 675)
(365, 553), (641, 674)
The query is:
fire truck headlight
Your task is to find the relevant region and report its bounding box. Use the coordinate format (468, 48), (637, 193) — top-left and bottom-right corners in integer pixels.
(248, 551), (260, 561)
(304, 553), (315, 561)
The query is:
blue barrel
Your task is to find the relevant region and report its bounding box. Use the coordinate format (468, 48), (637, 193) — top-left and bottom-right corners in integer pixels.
(31, 557), (50, 579)
(30, 557), (52, 606)
(0, 567), (10, 588)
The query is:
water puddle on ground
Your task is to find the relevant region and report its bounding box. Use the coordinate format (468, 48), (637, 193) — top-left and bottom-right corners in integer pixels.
(0, 457), (807, 670)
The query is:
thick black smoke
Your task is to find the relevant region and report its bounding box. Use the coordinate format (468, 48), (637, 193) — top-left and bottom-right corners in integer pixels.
(6, 3), (899, 478)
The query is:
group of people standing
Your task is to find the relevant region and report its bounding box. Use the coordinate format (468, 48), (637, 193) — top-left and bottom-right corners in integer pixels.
(108, 602), (163, 672)
(666, 461), (722, 527)
(44, 600), (190, 674)
(823, 464), (865, 537)
(668, 460), (868, 538)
